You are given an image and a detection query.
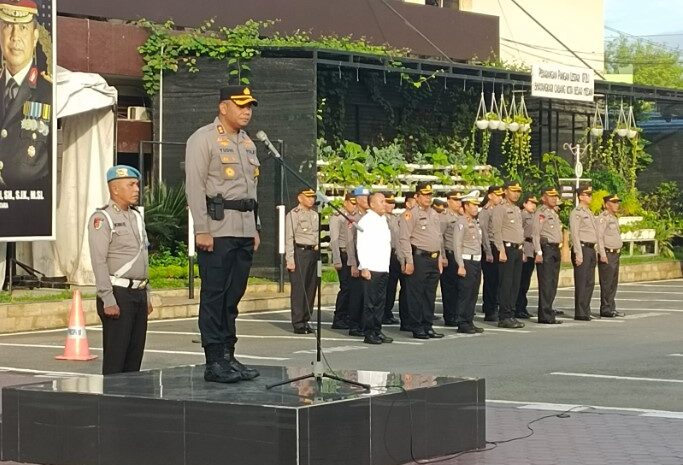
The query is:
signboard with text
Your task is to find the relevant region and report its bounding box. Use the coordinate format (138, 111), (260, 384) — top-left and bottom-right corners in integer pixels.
(531, 63), (595, 102)
(0, 0), (56, 241)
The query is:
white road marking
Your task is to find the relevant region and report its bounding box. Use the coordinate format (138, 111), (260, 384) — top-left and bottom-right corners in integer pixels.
(517, 403), (589, 412)
(604, 290), (683, 295)
(550, 372), (683, 384)
(0, 327), (70, 337)
(488, 399), (683, 418)
(0, 342), (288, 361)
(669, 354), (683, 357)
(0, 366), (92, 377)
(623, 312), (669, 319)
(295, 345), (367, 354)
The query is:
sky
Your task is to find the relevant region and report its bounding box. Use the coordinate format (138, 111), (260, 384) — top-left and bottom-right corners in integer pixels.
(604, 0), (683, 38)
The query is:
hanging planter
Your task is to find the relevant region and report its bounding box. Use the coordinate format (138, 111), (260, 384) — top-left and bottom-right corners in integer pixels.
(590, 102), (604, 138)
(615, 102), (629, 138)
(626, 105), (639, 139)
(486, 92), (501, 130)
(498, 94), (509, 131)
(474, 92), (489, 130)
(517, 94), (532, 133)
(507, 95), (520, 132)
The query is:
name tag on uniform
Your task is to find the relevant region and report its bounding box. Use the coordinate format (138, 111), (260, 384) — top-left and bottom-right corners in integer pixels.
(221, 155), (237, 163)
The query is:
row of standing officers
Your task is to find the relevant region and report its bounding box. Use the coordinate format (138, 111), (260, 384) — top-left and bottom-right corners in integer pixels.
(287, 181), (624, 343)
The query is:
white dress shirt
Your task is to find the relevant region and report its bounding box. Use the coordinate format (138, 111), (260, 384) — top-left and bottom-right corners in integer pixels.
(357, 210), (391, 272)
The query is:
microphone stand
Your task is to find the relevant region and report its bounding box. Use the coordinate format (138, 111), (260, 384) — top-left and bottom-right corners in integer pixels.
(257, 132), (369, 391)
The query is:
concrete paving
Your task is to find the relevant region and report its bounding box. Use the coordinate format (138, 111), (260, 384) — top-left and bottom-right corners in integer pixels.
(1, 278), (682, 464)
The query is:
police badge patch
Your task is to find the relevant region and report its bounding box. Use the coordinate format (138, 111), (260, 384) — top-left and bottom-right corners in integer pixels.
(94, 217), (103, 230)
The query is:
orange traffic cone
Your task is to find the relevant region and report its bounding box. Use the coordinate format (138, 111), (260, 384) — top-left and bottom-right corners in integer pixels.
(56, 290), (97, 361)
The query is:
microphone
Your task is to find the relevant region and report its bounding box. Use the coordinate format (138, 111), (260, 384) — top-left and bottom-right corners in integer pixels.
(255, 130), (282, 158)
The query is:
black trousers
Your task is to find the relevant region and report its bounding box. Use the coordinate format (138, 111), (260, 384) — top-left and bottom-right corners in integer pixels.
(398, 272), (409, 327)
(536, 243), (561, 323)
(289, 246), (318, 329)
(97, 286), (148, 375)
(440, 250), (459, 323)
(363, 271), (389, 336)
(405, 252), (440, 333)
(498, 245), (523, 320)
(455, 260), (481, 327)
(333, 251), (351, 325)
(572, 245), (597, 318)
(197, 236), (254, 348)
(384, 252), (401, 319)
(515, 257), (535, 316)
(348, 275), (365, 331)
(599, 251), (620, 315)
(481, 243), (499, 318)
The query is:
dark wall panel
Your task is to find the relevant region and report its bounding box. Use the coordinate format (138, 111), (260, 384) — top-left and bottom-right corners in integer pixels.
(158, 57), (317, 276)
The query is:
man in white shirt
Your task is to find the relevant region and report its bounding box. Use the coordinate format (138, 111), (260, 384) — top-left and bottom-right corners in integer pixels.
(357, 192), (393, 345)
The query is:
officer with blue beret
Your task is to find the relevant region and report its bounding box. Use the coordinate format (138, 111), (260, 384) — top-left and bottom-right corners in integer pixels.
(88, 165), (153, 375)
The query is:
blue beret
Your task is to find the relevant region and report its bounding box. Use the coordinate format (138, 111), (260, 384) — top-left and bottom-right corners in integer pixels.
(106, 165), (141, 183)
(352, 186), (370, 196)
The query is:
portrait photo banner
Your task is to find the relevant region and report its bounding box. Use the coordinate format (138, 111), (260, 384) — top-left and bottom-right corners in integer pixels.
(0, 0), (56, 241)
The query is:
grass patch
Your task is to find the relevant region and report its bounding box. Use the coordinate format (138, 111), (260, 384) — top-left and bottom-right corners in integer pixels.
(0, 290), (95, 304)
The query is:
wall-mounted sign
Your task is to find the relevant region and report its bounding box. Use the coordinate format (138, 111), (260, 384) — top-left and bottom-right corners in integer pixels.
(531, 63), (595, 102)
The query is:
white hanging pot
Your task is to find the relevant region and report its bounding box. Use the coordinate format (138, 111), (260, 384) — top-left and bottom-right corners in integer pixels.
(590, 127), (603, 137)
(521, 123), (531, 133)
(627, 129), (638, 139)
(508, 122), (520, 132)
(617, 128), (628, 137)
(488, 120), (501, 130)
(475, 120), (489, 130)
(498, 122), (508, 131)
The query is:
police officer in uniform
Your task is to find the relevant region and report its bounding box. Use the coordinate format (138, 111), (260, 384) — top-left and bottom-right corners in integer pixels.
(453, 192), (484, 334)
(440, 190), (462, 326)
(399, 182), (445, 339)
(515, 195), (538, 319)
(492, 181), (525, 329)
(404, 192), (416, 210)
(382, 192), (401, 325)
(286, 188), (319, 333)
(346, 186), (370, 337)
(432, 198), (446, 214)
(597, 194), (624, 318)
(330, 192), (356, 329)
(569, 185), (599, 321)
(0, 0), (53, 236)
(185, 85), (260, 383)
(480, 186), (503, 321)
(88, 165), (153, 375)
(533, 187), (563, 324)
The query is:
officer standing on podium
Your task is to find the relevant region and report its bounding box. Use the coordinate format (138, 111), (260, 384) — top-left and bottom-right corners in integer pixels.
(533, 187), (563, 324)
(185, 85), (261, 384)
(285, 188), (319, 334)
(399, 182), (445, 339)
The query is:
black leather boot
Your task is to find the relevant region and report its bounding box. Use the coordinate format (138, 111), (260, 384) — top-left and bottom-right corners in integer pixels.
(204, 344), (241, 383)
(225, 346), (260, 380)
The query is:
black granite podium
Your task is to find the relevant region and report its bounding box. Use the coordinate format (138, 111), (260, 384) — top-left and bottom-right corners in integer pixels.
(1, 365), (485, 465)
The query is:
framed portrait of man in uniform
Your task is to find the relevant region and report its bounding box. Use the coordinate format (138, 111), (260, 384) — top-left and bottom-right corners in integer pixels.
(0, 0), (55, 241)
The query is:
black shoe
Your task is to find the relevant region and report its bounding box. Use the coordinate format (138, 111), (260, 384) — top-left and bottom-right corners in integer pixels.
(348, 328), (365, 337)
(204, 361), (242, 384)
(538, 319), (562, 324)
(511, 318), (526, 328)
(457, 325), (476, 334)
(413, 332), (429, 340)
(377, 332), (394, 343)
(382, 317), (399, 325)
(331, 321), (350, 329)
(363, 335), (382, 345)
(601, 311), (625, 318)
(472, 325), (485, 333)
(553, 309), (565, 315)
(484, 316), (499, 322)
(498, 318), (520, 328)
(444, 320), (459, 327)
(574, 316), (592, 321)
(225, 357), (260, 380)
(426, 329), (444, 339)
(515, 312), (531, 319)
(293, 327), (313, 334)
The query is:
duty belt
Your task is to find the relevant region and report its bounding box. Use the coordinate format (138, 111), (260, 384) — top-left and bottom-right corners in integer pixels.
(296, 243), (318, 251)
(504, 242), (523, 249)
(412, 247), (440, 259)
(581, 242), (596, 248)
(605, 248), (621, 253)
(462, 253), (482, 261)
(110, 276), (148, 289)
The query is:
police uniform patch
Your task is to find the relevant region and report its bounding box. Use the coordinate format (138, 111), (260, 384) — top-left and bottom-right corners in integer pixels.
(458, 224), (464, 230)
(224, 167), (236, 179)
(404, 211), (412, 220)
(93, 217), (103, 230)
(254, 167), (260, 177)
(217, 125), (225, 135)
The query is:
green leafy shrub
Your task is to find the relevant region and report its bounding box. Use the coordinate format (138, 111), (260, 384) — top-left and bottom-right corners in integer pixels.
(144, 182), (188, 252)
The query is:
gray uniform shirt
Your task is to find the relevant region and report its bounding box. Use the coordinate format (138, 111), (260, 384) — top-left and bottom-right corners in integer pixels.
(479, 206), (495, 258)
(441, 209), (460, 252)
(532, 205), (563, 254)
(346, 210), (365, 268)
(521, 210), (534, 258)
(285, 206), (319, 264)
(185, 117), (260, 238)
(597, 210), (623, 254)
(492, 199), (524, 250)
(88, 200), (150, 308)
(453, 216), (482, 268)
(569, 206), (599, 260)
(398, 205), (445, 265)
(329, 211), (351, 267)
